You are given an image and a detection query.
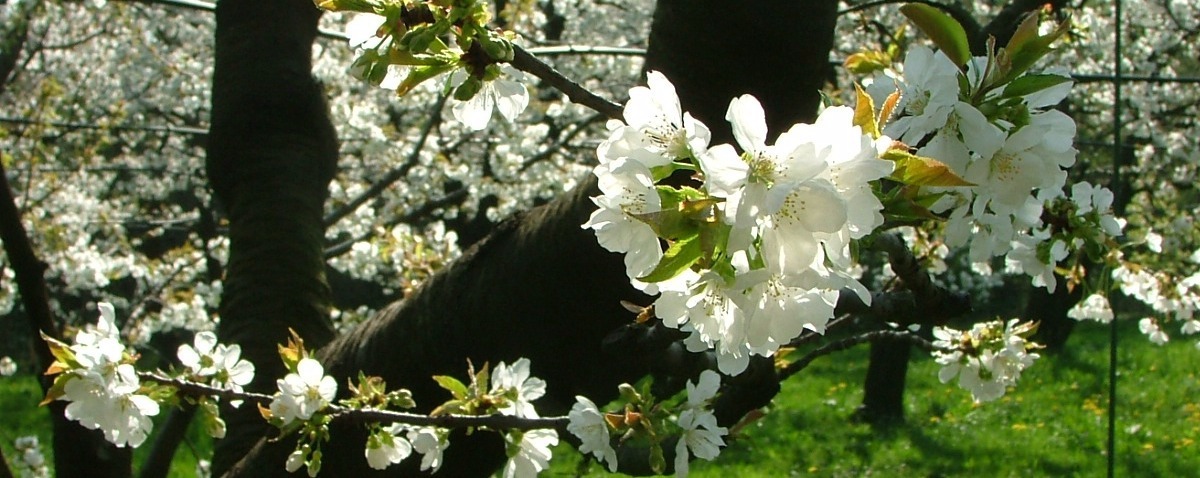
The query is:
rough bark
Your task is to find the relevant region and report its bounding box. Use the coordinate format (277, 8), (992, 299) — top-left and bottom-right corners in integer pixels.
(205, 0), (339, 474)
(219, 0), (841, 476)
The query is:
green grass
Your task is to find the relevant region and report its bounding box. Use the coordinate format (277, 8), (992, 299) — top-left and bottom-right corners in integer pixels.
(549, 321), (1200, 477)
(2, 321), (1196, 477)
(0, 375), (214, 477)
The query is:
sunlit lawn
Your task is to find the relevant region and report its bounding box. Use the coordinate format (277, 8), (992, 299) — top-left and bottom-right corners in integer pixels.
(550, 320), (1200, 477)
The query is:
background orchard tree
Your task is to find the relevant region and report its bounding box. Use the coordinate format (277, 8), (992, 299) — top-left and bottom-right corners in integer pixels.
(0, 0), (1197, 477)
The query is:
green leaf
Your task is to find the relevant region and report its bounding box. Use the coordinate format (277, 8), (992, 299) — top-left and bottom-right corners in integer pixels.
(649, 443), (666, 475)
(432, 375), (469, 399)
(852, 83), (879, 138)
(843, 50), (892, 75)
(878, 90), (901, 132)
(656, 185), (706, 209)
(629, 210), (699, 242)
(39, 373), (71, 406)
(41, 332), (77, 371)
(629, 186), (710, 240)
(698, 220), (731, 269)
(882, 149), (975, 187)
(637, 234), (702, 283)
(396, 63), (456, 96)
(997, 18), (1071, 85)
(1006, 11), (1042, 54)
(900, 3), (971, 69)
(389, 389), (417, 409)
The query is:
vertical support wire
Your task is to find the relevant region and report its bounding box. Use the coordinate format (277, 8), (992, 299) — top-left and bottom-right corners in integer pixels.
(1107, 0), (1123, 477)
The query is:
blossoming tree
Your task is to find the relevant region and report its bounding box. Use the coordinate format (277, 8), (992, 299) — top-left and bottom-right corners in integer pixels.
(0, 0), (1196, 477)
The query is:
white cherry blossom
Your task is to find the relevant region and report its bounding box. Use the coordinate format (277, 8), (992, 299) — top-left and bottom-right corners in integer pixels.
(365, 424), (414, 470)
(451, 66), (529, 131)
(599, 70), (711, 167)
(407, 426), (449, 473)
(490, 358), (546, 418)
(1067, 294), (1115, 323)
(269, 358), (337, 424)
(502, 429), (558, 478)
(567, 395), (617, 472)
(0, 356), (15, 376)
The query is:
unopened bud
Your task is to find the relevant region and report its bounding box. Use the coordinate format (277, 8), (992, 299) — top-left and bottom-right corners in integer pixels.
(453, 76), (483, 101)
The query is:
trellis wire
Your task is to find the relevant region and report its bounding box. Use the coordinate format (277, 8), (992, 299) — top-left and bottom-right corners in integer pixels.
(1107, 0), (1123, 476)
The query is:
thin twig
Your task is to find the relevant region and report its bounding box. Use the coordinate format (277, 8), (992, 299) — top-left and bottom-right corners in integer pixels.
(780, 330), (939, 380)
(511, 45), (623, 120)
(138, 372), (569, 432)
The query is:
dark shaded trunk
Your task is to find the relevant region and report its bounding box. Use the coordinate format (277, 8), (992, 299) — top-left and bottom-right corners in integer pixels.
(205, 0), (339, 474)
(1028, 274), (1085, 352)
(218, 0), (840, 475)
(855, 337), (911, 423)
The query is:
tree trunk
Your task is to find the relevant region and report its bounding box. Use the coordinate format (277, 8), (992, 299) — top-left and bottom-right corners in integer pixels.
(205, 0), (339, 474)
(855, 337), (911, 423)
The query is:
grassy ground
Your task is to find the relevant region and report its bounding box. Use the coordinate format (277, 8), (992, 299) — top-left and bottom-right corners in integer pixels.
(549, 321), (1199, 477)
(1, 321), (1195, 476)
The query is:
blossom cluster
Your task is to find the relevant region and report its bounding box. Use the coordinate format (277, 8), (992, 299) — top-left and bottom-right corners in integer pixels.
(931, 319), (1041, 403)
(44, 304), (255, 448)
(50, 303), (161, 447)
(40, 308), (726, 476)
(1111, 262), (1200, 347)
(12, 436), (49, 478)
(326, 0), (530, 131)
(871, 42), (1123, 294)
(585, 71), (893, 375)
(177, 331), (255, 404)
(567, 370), (728, 477)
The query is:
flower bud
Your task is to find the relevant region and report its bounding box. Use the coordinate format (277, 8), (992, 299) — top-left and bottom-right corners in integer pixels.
(453, 76), (483, 102)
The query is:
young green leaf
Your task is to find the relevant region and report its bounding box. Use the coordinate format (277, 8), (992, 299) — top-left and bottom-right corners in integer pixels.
(882, 148), (975, 187)
(852, 83), (880, 138)
(900, 3), (971, 69)
(997, 18), (1071, 86)
(432, 375), (469, 400)
(637, 234), (702, 283)
(1000, 73), (1072, 99)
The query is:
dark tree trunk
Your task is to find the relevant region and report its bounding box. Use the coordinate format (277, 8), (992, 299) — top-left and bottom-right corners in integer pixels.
(855, 337), (911, 423)
(216, 0), (841, 476)
(1028, 274), (1085, 352)
(205, 0), (339, 474)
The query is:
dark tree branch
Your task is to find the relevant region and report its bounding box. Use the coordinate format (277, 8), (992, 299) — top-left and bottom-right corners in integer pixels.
(205, 0), (340, 474)
(873, 232), (971, 325)
(511, 45), (623, 120)
(781, 330), (938, 380)
(0, 448), (13, 478)
(0, 0), (39, 98)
